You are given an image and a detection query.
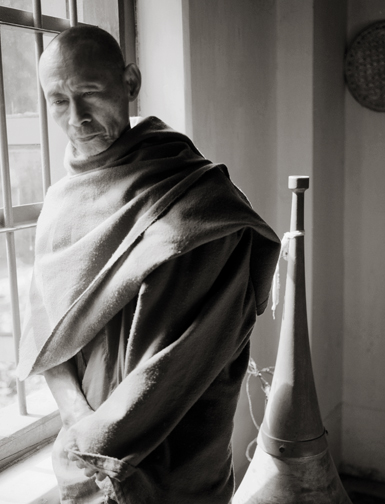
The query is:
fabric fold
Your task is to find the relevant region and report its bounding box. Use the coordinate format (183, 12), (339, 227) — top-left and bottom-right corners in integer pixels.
(17, 115), (280, 504)
(66, 448), (135, 482)
(17, 116), (279, 381)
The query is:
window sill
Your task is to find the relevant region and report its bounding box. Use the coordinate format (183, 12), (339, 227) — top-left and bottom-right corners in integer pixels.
(0, 442), (60, 504)
(0, 388), (62, 470)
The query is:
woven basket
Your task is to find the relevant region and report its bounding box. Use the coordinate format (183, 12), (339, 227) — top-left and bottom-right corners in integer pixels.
(345, 21), (385, 112)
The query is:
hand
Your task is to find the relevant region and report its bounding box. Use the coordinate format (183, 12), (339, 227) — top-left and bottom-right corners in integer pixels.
(62, 402), (94, 430)
(67, 451), (108, 482)
(43, 360), (94, 429)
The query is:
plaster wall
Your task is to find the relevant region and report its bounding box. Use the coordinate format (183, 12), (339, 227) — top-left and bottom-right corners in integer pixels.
(136, 0), (188, 134)
(187, 0), (347, 477)
(135, 0), (385, 485)
(342, 0), (385, 481)
(311, 0), (347, 465)
(136, 0), (282, 480)
(135, 0), (347, 482)
(187, 0), (280, 481)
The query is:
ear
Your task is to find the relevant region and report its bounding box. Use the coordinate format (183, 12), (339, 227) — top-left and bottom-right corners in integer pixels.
(124, 63), (141, 101)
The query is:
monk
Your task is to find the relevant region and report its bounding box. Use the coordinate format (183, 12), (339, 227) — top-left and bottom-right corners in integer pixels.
(17, 26), (280, 504)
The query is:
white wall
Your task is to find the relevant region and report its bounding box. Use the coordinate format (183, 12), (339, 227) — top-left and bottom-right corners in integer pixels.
(311, 0), (347, 465)
(136, 0), (189, 134)
(187, 0), (347, 478)
(136, 0), (385, 484)
(136, 0), (282, 480)
(342, 0), (385, 481)
(179, 0), (281, 481)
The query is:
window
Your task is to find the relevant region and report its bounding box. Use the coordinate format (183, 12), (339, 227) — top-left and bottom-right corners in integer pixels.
(0, 0), (134, 471)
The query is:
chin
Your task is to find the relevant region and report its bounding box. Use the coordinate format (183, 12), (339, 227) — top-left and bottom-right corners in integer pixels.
(76, 139), (114, 158)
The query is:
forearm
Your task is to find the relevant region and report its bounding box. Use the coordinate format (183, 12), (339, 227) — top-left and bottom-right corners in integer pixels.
(65, 232), (255, 467)
(44, 358), (93, 428)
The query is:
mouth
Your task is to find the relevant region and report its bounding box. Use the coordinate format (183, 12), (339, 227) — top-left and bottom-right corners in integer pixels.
(76, 134), (100, 142)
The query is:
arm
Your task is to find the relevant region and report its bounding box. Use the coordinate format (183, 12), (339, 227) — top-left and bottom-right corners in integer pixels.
(44, 358), (93, 429)
(45, 360), (106, 480)
(64, 230), (257, 480)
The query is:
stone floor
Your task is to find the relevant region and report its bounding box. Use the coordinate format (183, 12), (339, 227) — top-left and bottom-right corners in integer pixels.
(342, 475), (385, 503)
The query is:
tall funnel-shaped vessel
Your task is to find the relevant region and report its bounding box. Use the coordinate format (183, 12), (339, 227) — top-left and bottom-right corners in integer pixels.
(234, 176), (352, 504)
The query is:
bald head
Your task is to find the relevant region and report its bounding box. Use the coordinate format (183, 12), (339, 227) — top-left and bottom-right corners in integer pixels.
(41, 26), (126, 77)
(39, 26), (141, 159)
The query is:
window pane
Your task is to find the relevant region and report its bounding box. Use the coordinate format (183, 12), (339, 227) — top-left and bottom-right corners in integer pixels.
(0, 0), (32, 12)
(15, 227), (35, 322)
(9, 147), (44, 206)
(1, 26), (45, 205)
(0, 234), (11, 340)
(0, 233), (14, 409)
(0, 228), (48, 410)
(78, 0), (120, 42)
(0, 361), (17, 409)
(41, 0), (68, 18)
(2, 26), (38, 115)
(16, 227), (48, 399)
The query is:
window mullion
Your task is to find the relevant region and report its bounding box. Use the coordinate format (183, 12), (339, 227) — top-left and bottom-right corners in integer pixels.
(0, 28), (12, 227)
(0, 26), (27, 416)
(33, 0), (51, 193)
(0, 5), (71, 34)
(69, 0), (78, 26)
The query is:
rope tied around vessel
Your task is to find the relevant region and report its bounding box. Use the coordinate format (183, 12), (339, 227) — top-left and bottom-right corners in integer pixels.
(245, 358), (274, 461)
(271, 230), (305, 319)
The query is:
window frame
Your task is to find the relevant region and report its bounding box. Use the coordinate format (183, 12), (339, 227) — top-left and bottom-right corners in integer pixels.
(0, 0), (135, 471)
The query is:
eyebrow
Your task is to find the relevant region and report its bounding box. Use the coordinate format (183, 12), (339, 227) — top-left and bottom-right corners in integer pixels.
(75, 83), (103, 90)
(46, 83), (103, 98)
(47, 91), (67, 99)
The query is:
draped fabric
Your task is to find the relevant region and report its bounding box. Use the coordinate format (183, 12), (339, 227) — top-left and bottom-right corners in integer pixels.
(17, 117), (280, 503)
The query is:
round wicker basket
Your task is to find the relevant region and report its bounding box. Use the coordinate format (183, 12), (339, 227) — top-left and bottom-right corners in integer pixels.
(345, 21), (385, 112)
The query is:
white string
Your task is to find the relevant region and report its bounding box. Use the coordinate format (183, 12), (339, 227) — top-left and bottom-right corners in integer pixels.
(245, 358), (274, 461)
(245, 232), (304, 460)
(271, 230), (305, 319)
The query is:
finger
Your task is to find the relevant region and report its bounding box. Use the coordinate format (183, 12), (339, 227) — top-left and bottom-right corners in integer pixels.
(95, 472), (107, 481)
(84, 466), (98, 478)
(67, 452), (81, 462)
(75, 460), (86, 469)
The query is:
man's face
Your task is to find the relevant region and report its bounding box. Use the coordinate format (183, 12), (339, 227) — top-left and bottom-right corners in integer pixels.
(40, 42), (129, 158)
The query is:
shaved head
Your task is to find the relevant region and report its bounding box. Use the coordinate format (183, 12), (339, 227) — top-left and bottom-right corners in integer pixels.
(39, 26), (141, 159)
(42, 25), (125, 75)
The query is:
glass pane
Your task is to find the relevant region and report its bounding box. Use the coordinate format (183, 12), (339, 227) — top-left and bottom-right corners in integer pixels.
(0, 234), (11, 340)
(1, 26), (44, 205)
(2, 25), (38, 116)
(15, 227), (35, 322)
(0, 0), (32, 12)
(0, 0), (68, 15)
(43, 31), (55, 50)
(8, 147), (44, 205)
(16, 227), (48, 398)
(78, 0), (120, 42)
(0, 228), (48, 410)
(41, 0), (68, 18)
(0, 361), (17, 409)
(0, 233), (15, 409)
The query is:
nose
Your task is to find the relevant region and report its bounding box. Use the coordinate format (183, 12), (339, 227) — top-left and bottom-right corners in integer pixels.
(68, 98), (91, 127)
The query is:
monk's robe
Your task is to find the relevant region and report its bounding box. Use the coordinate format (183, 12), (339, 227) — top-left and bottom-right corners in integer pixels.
(17, 117), (280, 504)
